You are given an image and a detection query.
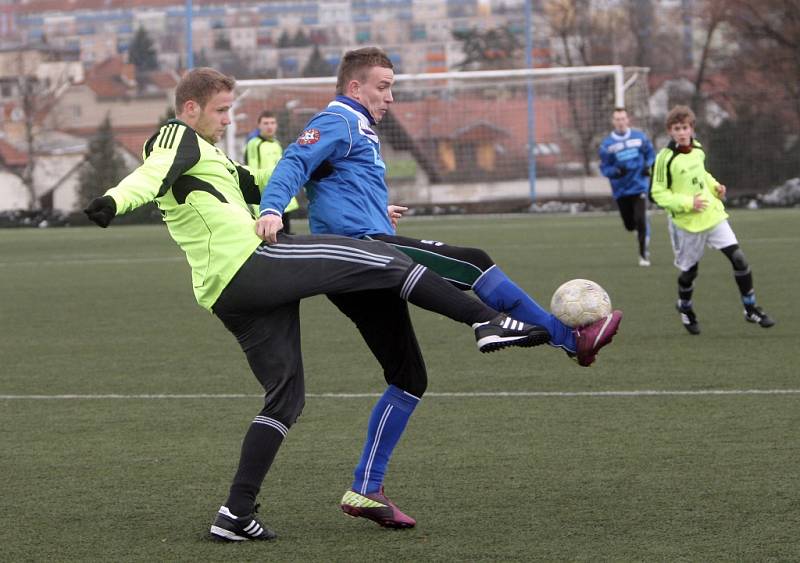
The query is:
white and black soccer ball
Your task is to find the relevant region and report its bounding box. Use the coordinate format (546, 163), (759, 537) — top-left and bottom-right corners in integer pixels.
(550, 279), (612, 328)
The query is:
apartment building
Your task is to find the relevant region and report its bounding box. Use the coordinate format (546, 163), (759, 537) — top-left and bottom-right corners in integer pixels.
(1, 0), (537, 75)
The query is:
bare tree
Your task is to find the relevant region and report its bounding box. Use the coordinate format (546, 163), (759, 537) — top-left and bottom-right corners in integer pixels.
(543, 0), (615, 174)
(689, 0), (730, 111)
(626, 0), (655, 68)
(452, 26), (522, 70)
(724, 0), (800, 128)
(9, 51), (52, 211)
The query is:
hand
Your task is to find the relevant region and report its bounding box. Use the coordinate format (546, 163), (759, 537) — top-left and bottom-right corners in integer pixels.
(715, 184), (727, 198)
(693, 194), (708, 211)
(387, 204), (408, 230)
(614, 166), (627, 178)
(255, 213), (283, 244)
(642, 167), (651, 177)
(84, 196), (116, 228)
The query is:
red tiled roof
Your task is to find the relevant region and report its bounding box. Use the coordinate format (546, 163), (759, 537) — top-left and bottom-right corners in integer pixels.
(147, 70), (179, 90)
(66, 123), (156, 161)
(82, 58), (176, 99)
(86, 56), (134, 80)
(86, 75), (130, 99)
(0, 138), (29, 167)
(389, 95), (581, 161)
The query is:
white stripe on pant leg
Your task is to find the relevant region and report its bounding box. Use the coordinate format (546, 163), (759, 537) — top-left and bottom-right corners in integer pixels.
(400, 264), (427, 301)
(260, 243), (394, 262)
(255, 249), (391, 267)
(360, 404), (393, 495)
(253, 416), (288, 437)
(399, 264), (425, 300)
(259, 246), (392, 263)
(271, 242), (397, 261)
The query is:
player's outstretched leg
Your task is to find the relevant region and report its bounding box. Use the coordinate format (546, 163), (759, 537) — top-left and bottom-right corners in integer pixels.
(473, 266), (575, 352)
(210, 505), (277, 542)
(568, 310), (624, 367)
(403, 265), (551, 353)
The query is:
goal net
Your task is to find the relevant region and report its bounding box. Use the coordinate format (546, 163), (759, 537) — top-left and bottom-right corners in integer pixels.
(230, 66), (650, 210)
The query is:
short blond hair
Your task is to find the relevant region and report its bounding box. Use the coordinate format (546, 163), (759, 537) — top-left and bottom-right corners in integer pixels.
(175, 67), (235, 111)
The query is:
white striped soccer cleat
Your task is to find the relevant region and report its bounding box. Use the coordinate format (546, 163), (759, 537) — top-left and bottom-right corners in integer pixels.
(209, 505), (276, 542)
(473, 313), (551, 353)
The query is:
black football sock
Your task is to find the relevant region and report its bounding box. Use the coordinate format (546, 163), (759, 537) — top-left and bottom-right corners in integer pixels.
(734, 269), (754, 300)
(225, 417), (286, 517)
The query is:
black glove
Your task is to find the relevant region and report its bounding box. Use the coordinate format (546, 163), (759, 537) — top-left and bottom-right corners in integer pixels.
(613, 166), (627, 179)
(642, 167), (651, 177)
(84, 195), (117, 228)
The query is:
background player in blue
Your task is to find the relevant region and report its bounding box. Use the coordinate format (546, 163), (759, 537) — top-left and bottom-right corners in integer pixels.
(599, 108), (656, 266)
(256, 47), (622, 529)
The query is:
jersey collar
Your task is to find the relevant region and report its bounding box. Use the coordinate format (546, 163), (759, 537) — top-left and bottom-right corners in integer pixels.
(611, 128), (631, 141)
(332, 95), (376, 125)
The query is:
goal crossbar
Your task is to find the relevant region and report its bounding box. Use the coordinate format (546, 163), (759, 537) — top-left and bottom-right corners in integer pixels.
(229, 65), (625, 156)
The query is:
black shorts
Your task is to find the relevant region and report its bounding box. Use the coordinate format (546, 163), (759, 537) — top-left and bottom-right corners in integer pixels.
(616, 193), (647, 232)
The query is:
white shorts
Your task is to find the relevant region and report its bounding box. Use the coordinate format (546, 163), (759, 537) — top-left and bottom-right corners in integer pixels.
(668, 218), (738, 271)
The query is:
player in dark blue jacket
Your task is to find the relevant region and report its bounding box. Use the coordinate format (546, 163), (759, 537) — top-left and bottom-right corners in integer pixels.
(599, 108), (656, 266)
(257, 47), (622, 529)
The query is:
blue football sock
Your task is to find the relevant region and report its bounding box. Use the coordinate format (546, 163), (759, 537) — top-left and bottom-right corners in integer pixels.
(473, 265), (575, 352)
(352, 385), (420, 495)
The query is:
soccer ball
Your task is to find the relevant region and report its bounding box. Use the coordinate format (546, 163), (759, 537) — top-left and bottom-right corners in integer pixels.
(550, 279), (612, 328)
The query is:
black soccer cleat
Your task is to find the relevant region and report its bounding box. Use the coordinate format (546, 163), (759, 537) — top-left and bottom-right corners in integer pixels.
(473, 313), (550, 353)
(209, 505), (277, 542)
(676, 302), (700, 335)
(744, 305), (775, 328)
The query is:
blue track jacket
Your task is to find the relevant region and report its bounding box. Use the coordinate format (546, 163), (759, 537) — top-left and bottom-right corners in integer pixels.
(598, 128), (655, 199)
(260, 96), (393, 237)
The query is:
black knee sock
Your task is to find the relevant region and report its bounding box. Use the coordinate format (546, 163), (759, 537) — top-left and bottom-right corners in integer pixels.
(225, 419), (286, 516)
(637, 228), (647, 258)
(734, 269), (754, 298)
(405, 267), (496, 325)
(678, 282), (693, 304)
(678, 266), (697, 306)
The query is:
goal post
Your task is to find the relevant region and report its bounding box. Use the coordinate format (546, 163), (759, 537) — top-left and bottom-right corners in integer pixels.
(229, 65), (649, 210)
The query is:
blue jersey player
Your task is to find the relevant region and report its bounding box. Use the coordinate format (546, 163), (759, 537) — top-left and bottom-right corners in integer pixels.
(599, 108), (656, 266)
(255, 47), (622, 530)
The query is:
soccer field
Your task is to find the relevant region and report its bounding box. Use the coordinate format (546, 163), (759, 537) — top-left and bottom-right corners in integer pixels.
(2, 209), (798, 561)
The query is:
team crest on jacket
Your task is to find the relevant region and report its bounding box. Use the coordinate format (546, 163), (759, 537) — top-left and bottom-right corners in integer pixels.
(297, 129), (321, 145)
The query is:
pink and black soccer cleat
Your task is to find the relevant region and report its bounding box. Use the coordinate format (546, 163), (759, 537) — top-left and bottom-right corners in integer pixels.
(340, 487), (416, 529)
(571, 310), (623, 367)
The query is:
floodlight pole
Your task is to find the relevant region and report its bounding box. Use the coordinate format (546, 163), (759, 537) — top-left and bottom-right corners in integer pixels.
(186, 0), (193, 69)
(525, 0), (537, 201)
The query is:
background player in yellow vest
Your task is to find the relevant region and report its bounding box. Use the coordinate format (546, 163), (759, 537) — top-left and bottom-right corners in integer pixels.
(244, 111), (299, 233)
(650, 105), (774, 334)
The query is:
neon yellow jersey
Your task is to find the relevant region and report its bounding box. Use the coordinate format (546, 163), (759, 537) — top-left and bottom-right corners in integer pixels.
(244, 136), (299, 213)
(105, 119), (271, 311)
(650, 140), (728, 233)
